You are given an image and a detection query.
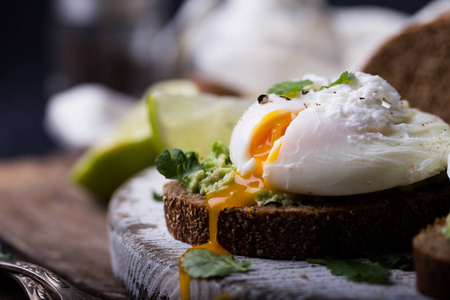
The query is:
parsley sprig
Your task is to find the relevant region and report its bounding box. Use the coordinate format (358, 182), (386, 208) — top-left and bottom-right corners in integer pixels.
(307, 254), (413, 285)
(182, 249), (252, 278)
(307, 258), (391, 285)
(267, 80), (312, 97)
(368, 254), (414, 271)
(320, 71), (356, 90)
(267, 71), (356, 97)
(155, 149), (204, 187)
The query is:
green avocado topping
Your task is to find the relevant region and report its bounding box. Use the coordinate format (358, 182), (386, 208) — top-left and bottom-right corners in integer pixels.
(184, 141), (236, 195)
(155, 142), (294, 206)
(156, 141), (235, 195)
(254, 189), (295, 206)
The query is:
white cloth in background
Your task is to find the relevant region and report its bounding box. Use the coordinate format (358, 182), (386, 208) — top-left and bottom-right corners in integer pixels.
(45, 84), (136, 150)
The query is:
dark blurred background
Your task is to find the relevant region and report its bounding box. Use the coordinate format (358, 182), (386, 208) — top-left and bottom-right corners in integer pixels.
(0, 0), (433, 158)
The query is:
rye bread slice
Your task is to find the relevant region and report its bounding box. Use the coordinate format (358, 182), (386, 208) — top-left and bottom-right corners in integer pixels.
(413, 217), (450, 300)
(163, 172), (450, 260)
(363, 13), (450, 123)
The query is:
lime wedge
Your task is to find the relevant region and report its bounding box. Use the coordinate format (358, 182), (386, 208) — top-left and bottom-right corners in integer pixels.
(147, 79), (200, 96)
(71, 80), (200, 200)
(72, 79), (252, 200)
(148, 90), (253, 159)
(70, 100), (159, 200)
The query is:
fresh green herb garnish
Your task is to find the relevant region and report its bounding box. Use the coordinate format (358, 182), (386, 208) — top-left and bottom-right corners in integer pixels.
(152, 191), (163, 202)
(267, 72), (356, 96)
(307, 258), (391, 285)
(368, 254), (414, 271)
(442, 214), (450, 240)
(320, 71), (356, 90)
(156, 141), (235, 195)
(182, 249), (252, 279)
(267, 80), (312, 97)
(155, 148), (204, 187)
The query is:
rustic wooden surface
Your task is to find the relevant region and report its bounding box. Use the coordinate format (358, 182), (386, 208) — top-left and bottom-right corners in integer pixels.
(0, 155), (131, 299)
(109, 167), (429, 300)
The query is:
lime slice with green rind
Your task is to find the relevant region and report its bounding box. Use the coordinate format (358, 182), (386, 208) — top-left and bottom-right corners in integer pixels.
(71, 100), (161, 200)
(71, 80), (200, 200)
(72, 79), (252, 200)
(148, 91), (253, 159)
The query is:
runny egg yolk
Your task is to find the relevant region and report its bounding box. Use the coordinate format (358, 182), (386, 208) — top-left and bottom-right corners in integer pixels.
(179, 109), (299, 300)
(250, 109), (300, 177)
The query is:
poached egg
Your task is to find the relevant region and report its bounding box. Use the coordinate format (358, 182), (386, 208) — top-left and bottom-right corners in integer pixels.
(230, 72), (450, 196)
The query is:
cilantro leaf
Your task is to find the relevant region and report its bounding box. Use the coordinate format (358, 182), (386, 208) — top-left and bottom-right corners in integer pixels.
(155, 149), (204, 186)
(182, 249), (252, 279)
(307, 258), (391, 285)
(369, 254), (414, 271)
(320, 71), (356, 90)
(152, 191), (163, 202)
(267, 80), (312, 97)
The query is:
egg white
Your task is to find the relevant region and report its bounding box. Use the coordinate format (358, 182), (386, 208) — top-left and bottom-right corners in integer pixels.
(229, 72), (450, 196)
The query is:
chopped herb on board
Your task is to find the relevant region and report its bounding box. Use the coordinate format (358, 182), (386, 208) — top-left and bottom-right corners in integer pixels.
(306, 258), (391, 285)
(152, 191), (163, 202)
(182, 249), (252, 279)
(368, 253), (414, 271)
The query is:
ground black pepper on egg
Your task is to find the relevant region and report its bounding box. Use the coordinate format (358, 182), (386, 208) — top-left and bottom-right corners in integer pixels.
(258, 94), (269, 104)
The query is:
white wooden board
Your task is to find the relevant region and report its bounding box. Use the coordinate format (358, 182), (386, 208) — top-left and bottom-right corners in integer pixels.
(107, 167), (429, 300)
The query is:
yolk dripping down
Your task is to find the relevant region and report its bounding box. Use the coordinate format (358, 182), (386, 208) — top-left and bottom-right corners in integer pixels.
(179, 174), (263, 300)
(179, 109), (299, 300)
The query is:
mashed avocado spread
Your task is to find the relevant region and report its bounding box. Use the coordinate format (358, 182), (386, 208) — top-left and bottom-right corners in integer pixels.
(184, 141), (235, 195)
(155, 141), (294, 206)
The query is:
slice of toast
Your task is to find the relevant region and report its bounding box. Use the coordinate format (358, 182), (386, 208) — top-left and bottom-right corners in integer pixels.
(163, 172), (450, 260)
(413, 217), (450, 300)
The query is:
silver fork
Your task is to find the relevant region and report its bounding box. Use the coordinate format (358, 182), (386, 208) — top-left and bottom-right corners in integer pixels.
(7, 271), (52, 300)
(0, 257), (100, 300)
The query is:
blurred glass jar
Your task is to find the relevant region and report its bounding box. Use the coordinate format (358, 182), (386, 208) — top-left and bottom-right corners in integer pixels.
(48, 0), (179, 96)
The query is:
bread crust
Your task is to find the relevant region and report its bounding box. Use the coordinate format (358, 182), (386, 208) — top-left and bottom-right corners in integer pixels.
(413, 217), (450, 300)
(363, 13), (450, 123)
(163, 172), (450, 260)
